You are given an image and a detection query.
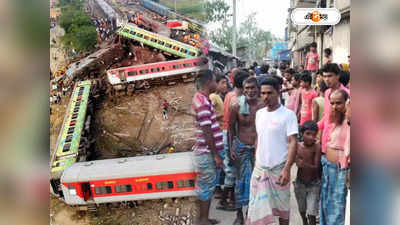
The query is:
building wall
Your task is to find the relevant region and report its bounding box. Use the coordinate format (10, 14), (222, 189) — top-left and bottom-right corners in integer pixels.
(335, 0), (351, 10)
(332, 17), (350, 64)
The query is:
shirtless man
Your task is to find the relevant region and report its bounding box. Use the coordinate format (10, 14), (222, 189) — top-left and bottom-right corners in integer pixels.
(229, 77), (264, 225)
(294, 121), (321, 225)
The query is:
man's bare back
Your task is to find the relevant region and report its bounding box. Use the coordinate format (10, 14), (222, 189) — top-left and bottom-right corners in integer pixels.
(296, 142), (321, 184)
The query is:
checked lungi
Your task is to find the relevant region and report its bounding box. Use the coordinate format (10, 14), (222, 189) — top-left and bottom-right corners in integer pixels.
(232, 137), (255, 209)
(320, 156), (349, 225)
(246, 162), (290, 225)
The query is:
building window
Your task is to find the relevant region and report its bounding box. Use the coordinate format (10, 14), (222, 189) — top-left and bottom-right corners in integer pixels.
(94, 186), (112, 195)
(177, 179), (195, 188)
(115, 184), (133, 193)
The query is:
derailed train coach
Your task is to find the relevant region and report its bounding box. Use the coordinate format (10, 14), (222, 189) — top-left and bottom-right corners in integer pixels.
(95, 0), (126, 29)
(107, 57), (209, 85)
(139, 0), (170, 18)
(60, 152), (196, 206)
(50, 81), (94, 197)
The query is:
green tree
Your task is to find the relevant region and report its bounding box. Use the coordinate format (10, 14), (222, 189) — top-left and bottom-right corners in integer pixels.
(238, 13), (273, 61)
(204, 0), (230, 23)
(59, 0), (97, 52)
(209, 13), (274, 61)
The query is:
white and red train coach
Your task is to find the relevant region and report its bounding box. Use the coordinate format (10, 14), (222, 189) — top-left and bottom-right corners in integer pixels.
(107, 57), (209, 85)
(60, 152), (197, 205)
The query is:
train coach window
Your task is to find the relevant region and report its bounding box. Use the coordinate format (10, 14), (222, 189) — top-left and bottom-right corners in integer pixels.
(183, 63), (192, 68)
(180, 49), (188, 54)
(165, 43), (172, 48)
(177, 179), (195, 188)
(156, 181), (174, 190)
(62, 143), (71, 152)
(189, 52), (196, 57)
(140, 69), (149, 74)
(67, 127), (74, 134)
(172, 64), (181, 69)
(130, 30), (136, 35)
(147, 183), (153, 190)
(137, 33), (143, 38)
(115, 184), (132, 193)
(151, 38), (157, 43)
(123, 28), (130, 33)
(65, 135), (73, 143)
(128, 71), (138, 76)
(158, 40), (165, 45)
(194, 61), (203, 66)
(144, 35), (150, 40)
(94, 186), (112, 195)
(151, 68), (160, 73)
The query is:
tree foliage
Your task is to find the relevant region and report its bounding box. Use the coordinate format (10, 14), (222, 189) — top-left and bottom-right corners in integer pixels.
(204, 0), (230, 23)
(58, 0), (97, 52)
(209, 13), (274, 61)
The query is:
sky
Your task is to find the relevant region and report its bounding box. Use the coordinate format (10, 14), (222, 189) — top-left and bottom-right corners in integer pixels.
(209, 0), (290, 39)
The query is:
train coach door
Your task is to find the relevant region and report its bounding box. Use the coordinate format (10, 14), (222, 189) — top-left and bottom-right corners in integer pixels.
(81, 182), (92, 201)
(119, 71), (127, 83)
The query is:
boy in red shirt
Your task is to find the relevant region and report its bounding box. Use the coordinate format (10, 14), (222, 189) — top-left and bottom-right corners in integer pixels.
(299, 73), (318, 125)
(305, 42), (319, 86)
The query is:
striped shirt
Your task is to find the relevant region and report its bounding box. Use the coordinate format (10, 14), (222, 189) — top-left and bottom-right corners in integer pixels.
(192, 91), (224, 155)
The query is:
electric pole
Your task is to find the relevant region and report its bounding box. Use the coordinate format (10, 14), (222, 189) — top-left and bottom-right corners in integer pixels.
(232, 0), (237, 57)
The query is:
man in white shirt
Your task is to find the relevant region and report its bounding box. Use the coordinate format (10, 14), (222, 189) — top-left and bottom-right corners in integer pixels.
(247, 77), (298, 225)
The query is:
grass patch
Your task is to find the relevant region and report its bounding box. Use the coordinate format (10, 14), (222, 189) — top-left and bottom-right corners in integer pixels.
(159, 0), (206, 21)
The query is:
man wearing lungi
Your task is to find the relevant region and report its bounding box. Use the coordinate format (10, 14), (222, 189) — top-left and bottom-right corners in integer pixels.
(318, 90), (350, 225)
(192, 70), (224, 225)
(247, 77), (298, 225)
(229, 77), (264, 225)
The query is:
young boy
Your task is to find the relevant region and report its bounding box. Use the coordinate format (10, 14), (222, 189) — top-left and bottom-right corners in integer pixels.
(280, 68), (293, 103)
(299, 73), (318, 125)
(294, 121), (322, 225)
(323, 48), (332, 65)
(312, 81), (327, 123)
(305, 42), (319, 85)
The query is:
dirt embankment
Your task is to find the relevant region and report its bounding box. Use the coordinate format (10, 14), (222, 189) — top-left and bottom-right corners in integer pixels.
(94, 81), (197, 159)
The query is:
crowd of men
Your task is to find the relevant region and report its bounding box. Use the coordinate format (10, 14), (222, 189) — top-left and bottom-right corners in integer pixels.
(192, 42), (350, 225)
(92, 17), (114, 43)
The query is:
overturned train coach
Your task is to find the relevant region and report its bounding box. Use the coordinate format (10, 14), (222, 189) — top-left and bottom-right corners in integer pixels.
(51, 81), (93, 197)
(107, 57), (209, 85)
(60, 152), (197, 205)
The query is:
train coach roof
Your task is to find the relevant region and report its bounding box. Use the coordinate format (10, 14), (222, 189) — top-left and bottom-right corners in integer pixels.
(61, 152), (195, 183)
